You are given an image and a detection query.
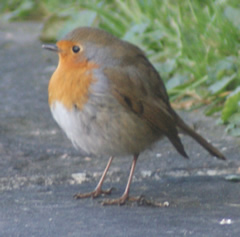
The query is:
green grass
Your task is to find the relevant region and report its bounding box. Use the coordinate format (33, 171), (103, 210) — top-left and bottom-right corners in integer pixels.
(1, 0), (240, 135)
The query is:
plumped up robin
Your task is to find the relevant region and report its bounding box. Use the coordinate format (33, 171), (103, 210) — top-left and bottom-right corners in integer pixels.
(42, 27), (226, 205)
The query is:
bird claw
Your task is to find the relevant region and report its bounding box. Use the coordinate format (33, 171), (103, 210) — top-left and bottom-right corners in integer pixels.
(101, 195), (169, 207)
(101, 195), (141, 206)
(101, 195), (128, 206)
(74, 187), (115, 199)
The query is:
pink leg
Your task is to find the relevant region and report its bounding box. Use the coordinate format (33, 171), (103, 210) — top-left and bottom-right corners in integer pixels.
(74, 156), (114, 199)
(102, 154), (139, 205)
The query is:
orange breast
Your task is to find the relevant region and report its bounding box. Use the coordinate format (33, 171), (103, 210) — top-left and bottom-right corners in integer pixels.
(48, 59), (98, 110)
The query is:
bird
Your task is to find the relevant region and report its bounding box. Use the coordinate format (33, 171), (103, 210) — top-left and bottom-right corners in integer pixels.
(42, 27), (226, 205)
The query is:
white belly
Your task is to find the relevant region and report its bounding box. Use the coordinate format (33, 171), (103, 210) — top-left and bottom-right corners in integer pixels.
(50, 101), (159, 156)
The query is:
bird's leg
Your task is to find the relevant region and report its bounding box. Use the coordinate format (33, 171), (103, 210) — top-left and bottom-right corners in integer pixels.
(74, 156), (114, 199)
(102, 154), (139, 205)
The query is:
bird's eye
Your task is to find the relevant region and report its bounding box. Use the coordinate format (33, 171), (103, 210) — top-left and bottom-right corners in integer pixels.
(72, 45), (80, 53)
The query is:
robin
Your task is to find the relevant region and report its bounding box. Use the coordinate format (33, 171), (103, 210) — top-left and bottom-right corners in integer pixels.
(42, 27), (226, 205)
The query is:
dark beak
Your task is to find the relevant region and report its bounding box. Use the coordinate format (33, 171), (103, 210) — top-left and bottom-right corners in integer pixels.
(42, 44), (59, 52)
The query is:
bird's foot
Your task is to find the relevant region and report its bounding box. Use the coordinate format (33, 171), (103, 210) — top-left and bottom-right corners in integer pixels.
(74, 187), (115, 199)
(102, 195), (169, 207)
(101, 193), (130, 206)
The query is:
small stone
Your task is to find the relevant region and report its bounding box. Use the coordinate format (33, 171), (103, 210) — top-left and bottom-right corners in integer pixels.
(163, 201), (169, 207)
(71, 173), (89, 184)
(221, 147), (227, 151)
(141, 170), (152, 178)
(225, 175), (240, 182)
(84, 157), (92, 161)
(219, 219), (232, 225)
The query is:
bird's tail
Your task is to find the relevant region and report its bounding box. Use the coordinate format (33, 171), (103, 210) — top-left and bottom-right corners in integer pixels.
(174, 112), (226, 160)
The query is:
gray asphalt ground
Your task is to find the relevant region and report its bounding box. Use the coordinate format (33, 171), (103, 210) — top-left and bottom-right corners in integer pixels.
(0, 21), (240, 237)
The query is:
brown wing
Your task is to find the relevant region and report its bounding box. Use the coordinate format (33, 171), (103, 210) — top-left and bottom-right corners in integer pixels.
(104, 55), (188, 158)
(104, 52), (226, 160)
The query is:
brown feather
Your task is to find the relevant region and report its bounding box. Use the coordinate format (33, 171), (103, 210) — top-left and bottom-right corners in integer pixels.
(104, 55), (226, 160)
